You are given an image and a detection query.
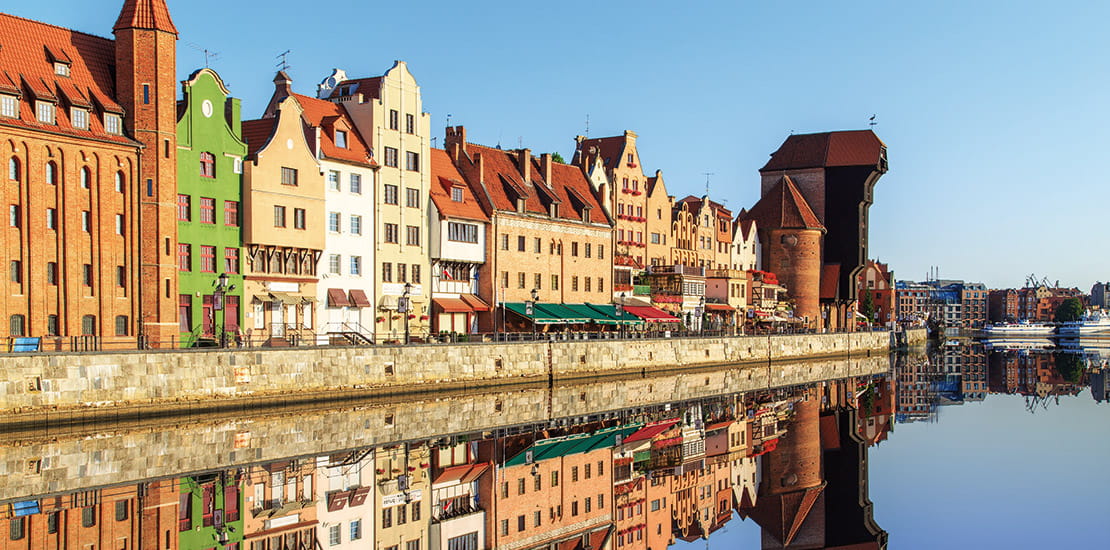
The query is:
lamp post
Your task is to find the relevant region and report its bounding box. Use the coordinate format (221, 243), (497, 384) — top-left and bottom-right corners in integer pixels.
(526, 288), (539, 341)
(615, 292), (626, 339)
(400, 282), (413, 345)
(213, 272), (235, 348)
(697, 296), (705, 336)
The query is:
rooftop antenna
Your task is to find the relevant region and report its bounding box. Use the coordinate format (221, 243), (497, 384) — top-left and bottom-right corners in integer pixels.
(446, 113), (452, 128)
(703, 172), (714, 197)
(185, 42), (220, 68)
(869, 114), (877, 129)
(585, 114), (590, 138)
(275, 50), (292, 73)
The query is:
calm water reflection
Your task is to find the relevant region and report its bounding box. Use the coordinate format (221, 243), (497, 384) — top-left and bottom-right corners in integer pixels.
(2, 341), (1107, 549)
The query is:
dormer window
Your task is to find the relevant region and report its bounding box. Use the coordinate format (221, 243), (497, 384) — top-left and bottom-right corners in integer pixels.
(0, 95), (16, 118)
(104, 114), (122, 135)
(54, 63), (70, 77)
(35, 101), (55, 124)
(516, 198), (526, 213)
(71, 108), (88, 130)
(450, 186), (464, 202)
(335, 130), (347, 149)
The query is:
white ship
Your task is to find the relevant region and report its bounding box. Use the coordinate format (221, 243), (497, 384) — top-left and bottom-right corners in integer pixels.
(981, 320), (1056, 337)
(1056, 312), (1110, 335)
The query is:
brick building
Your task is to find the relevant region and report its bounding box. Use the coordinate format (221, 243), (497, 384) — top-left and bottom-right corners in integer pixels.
(856, 260), (895, 325)
(987, 288), (1019, 323)
(0, 0), (180, 346)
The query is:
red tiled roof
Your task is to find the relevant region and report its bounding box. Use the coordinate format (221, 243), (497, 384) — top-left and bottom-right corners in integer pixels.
(576, 135), (627, 171)
(740, 175), (825, 232)
(821, 264), (841, 300)
(290, 93), (374, 167)
(0, 13), (135, 145)
(241, 118), (276, 158)
(332, 77), (383, 100)
(761, 130), (885, 171)
(430, 148), (488, 222)
(114, 0), (178, 33)
(746, 484), (827, 548)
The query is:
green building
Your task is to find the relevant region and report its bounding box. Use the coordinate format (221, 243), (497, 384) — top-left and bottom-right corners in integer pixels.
(176, 69), (247, 346)
(178, 473), (244, 549)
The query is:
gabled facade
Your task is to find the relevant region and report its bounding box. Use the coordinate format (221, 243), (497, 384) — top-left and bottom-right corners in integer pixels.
(644, 172), (672, 269)
(241, 94), (325, 345)
(175, 68), (246, 346)
(315, 451), (375, 550)
(0, 0), (179, 346)
(262, 77), (378, 342)
(428, 147), (489, 334)
(731, 217), (760, 272)
(316, 62), (432, 341)
(445, 126), (613, 331)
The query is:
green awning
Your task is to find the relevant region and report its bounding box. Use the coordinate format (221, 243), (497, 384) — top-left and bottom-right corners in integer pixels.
(504, 302), (564, 324)
(534, 303), (590, 323)
(587, 304), (645, 326)
(563, 303), (616, 324)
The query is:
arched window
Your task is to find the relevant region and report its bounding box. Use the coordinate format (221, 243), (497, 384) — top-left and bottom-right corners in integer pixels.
(80, 166), (90, 189)
(9, 314), (25, 336)
(7, 157), (18, 181)
(199, 152), (215, 178)
(114, 172), (124, 192)
(81, 315), (96, 336)
(45, 161), (57, 185)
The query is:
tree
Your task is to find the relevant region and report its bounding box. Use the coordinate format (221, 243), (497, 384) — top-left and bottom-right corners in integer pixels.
(551, 152), (566, 164)
(1054, 298), (1085, 323)
(1053, 352), (1085, 383)
(860, 289), (876, 323)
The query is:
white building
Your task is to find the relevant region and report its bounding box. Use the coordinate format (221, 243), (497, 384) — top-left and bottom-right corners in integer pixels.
(428, 148), (489, 334)
(316, 451), (375, 549)
(731, 217), (760, 271)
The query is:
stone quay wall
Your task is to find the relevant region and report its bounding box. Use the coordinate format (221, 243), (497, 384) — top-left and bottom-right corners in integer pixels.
(0, 329), (921, 415)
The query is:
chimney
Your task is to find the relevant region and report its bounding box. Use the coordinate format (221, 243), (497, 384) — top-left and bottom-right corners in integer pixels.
(518, 148), (531, 182)
(445, 125), (467, 159)
(540, 153), (552, 184)
(263, 71), (294, 118)
(475, 151), (484, 185)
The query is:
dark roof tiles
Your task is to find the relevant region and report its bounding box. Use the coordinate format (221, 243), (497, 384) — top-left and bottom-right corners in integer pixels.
(761, 130), (885, 172)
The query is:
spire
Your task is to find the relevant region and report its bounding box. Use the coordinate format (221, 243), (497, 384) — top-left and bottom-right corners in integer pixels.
(114, 0), (178, 34)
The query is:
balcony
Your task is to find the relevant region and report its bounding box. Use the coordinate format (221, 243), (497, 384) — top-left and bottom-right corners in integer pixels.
(705, 269), (744, 279)
(432, 502), (484, 524)
(648, 265), (704, 277)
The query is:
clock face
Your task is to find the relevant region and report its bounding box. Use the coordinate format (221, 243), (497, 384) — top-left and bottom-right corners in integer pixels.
(201, 99), (213, 118)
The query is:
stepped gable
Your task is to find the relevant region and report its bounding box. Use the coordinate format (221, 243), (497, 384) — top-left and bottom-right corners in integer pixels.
(740, 175), (825, 232)
(114, 0), (178, 33)
(0, 12), (133, 144)
(290, 92), (374, 167)
(761, 130), (885, 171)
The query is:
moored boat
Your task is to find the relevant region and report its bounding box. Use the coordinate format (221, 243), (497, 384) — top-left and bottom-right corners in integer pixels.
(1056, 312), (1110, 335)
(981, 320), (1056, 337)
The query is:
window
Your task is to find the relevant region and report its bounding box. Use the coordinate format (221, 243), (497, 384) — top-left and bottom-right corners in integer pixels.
(349, 519), (362, 541)
(384, 223), (398, 243)
(551, 471), (559, 486)
(551, 274), (559, 290)
(105, 113), (122, 135)
(585, 243), (592, 258)
(178, 243), (191, 271)
(389, 109), (399, 130)
(405, 113), (415, 134)
(598, 493), (605, 509)
(46, 315), (58, 336)
(535, 273), (542, 290)
(294, 208), (306, 229)
(572, 466), (578, 482)
(382, 507), (393, 529)
(412, 264), (420, 283)
(412, 502), (421, 521)
(36, 101), (55, 124)
(281, 167), (297, 186)
(571, 501), (579, 516)
(71, 107), (88, 129)
(598, 278), (604, 293)
(9, 314), (25, 336)
(405, 151), (420, 171)
(405, 187), (420, 208)
(384, 147), (399, 167)
(10, 518), (25, 540)
(384, 184), (398, 204)
(382, 262), (392, 282)
(0, 95), (16, 118)
(501, 271), (508, 289)
(224, 201), (239, 226)
(572, 276), (578, 291)
(451, 186), (463, 202)
(500, 234), (509, 250)
(114, 172), (124, 192)
(447, 222), (478, 243)
(598, 244), (604, 259)
(350, 215), (362, 235)
(517, 272), (525, 289)
(406, 225), (420, 246)
(327, 170), (340, 191)
(328, 254), (341, 275)
(328, 212), (341, 233)
(517, 515), (525, 532)
(81, 264), (93, 287)
(46, 262), (57, 285)
(350, 256), (362, 276)
(45, 161), (57, 185)
(398, 263), (407, 283)
(585, 463), (591, 479)
(224, 248), (239, 274)
(200, 246), (215, 273)
(571, 242), (579, 256)
(8, 204), (18, 227)
(199, 197), (215, 224)
(499, 520), (508, 536)
(273, 206), (286, 227)
(518, 477), (526, 495)
(328, 525), (341, 546)
(335, 130), (348, 149)
(350, 173), (362, 194)
(199, 152), (215, 178)
(585, 497), (591, 513)
(398, 503), (407, 524)
(447, 533), (478, 550)
(115, 214), (124, 235)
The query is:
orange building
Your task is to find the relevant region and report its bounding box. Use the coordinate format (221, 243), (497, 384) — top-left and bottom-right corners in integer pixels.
(0, 0), (179, 346)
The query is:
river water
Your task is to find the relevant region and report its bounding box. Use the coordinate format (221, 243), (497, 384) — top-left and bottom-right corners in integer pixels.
(1, 340), (1106, 549)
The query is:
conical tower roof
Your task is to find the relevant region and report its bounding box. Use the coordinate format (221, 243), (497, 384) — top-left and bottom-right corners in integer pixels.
(740, 175), (825, 232)
(114, 0), (178, 34)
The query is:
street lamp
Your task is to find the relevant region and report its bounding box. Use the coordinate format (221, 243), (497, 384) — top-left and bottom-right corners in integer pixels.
(400, 282), (413, 345)
(697, 296), (705, 336)
(615, 292), (626, 339)
(526, 288), (539, 341)
(213, 272), (235, 348)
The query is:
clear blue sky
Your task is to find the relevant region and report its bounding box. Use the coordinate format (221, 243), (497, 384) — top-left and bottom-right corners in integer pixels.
(16, 0), (1110, 289)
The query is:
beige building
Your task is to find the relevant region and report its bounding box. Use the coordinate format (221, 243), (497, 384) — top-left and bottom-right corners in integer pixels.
(316, 62), (432, 340)
(644, 172), (673, 268)
(374, 444), (432, 550)
(242, 92), (325, 345)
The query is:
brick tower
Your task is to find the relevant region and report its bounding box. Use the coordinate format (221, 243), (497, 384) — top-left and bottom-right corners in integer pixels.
(114, 0), (179, 346)
(740, 176), (825, 328)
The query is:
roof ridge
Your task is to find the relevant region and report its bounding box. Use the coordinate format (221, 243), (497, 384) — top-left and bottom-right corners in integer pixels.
(0, 11), (114, 42)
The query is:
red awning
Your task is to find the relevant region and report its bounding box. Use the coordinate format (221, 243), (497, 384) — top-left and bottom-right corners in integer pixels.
(705, 303), (735, 312)
(460, 293), (491, 312)
(349, 289), (372, 308)
(327, 288), (351, 307)
(624, 306), (681, 323)
(624, 419), (680, 443)
(434, 297), (472, 313)
(433, 462), (490, 485)
(705, 420), (734, 432)
(459, 463), (490, 483)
